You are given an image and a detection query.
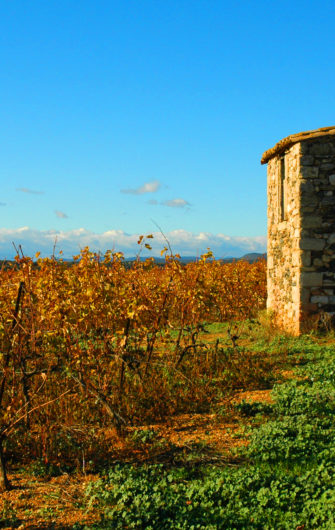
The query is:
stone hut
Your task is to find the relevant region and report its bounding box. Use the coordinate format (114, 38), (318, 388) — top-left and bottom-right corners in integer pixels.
(261, 126), (335, 335)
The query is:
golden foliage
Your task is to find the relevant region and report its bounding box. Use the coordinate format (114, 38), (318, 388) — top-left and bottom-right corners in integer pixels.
(0, 247), (266, 472)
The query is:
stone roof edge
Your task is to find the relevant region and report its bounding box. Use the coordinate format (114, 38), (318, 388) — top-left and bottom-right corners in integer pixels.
(261, 126), (335, 165)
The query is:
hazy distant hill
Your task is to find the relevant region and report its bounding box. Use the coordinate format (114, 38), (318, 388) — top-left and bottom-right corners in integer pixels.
(238, 252), (267, 263)
(0, 253), (266, 269)
(124, 252), (266, 265)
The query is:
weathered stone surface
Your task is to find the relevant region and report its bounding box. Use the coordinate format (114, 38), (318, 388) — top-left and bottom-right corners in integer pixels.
(300, 180), (315, 194)
(301, 166), (319, 178)
(311, 295), (329, 304)
(300, 238), (325, 251)
(301, 155), (314, 166)
(265, 129), (335, 334)
(301, 272), (324, 287)
(309, 142), (335, 155)
(303, 216), (322, 228)
(266, 143), (302, 334)
(267, 127), (335, 333)
(322, 196), (335, 206)
(321, 163), (335, 170)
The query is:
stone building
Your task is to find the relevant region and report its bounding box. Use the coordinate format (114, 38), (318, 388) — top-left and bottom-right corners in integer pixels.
(261, 126), (335, 334)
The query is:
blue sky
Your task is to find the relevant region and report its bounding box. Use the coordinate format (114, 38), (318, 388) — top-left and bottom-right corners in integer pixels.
(1, 0), (335, 258)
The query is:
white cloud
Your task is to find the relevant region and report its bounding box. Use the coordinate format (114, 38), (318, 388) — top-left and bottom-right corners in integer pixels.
(0, 227), (266, 259)
(162, 198), (190, 208)
(16, 188), (44, 195)
(147, 199), (158, 205)
(121, 179), (161, 195)
(55, 210), (68, 219)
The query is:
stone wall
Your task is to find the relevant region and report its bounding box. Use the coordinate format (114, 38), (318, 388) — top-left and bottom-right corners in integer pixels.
(267, 143), (301, 334)
(299, 136), (335, 323)
(267, 134), (335, 334)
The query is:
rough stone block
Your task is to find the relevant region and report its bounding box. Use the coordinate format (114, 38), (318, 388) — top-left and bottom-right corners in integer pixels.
(301, 155), (314, 166)
(299, 238), (325, 251)
(322, 196), (335, 206)
(309, 143), (335, 155)
(320, 163), (335, 170)
(301, 166), (319, 178)
(300, 180), (315, 194)
(302, 216), (322, 228)
(311, 295), (329, 304)
(329, 174), (335, 185)
(301, 272), (323, 287)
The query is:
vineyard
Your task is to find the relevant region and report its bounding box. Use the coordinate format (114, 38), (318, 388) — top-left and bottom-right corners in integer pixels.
(0, 242), (266, 495)
(2, 246), (335, 529)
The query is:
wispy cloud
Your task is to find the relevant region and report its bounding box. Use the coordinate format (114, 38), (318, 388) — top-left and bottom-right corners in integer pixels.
(55, 210), (68, 219)
(0, 227), (266, 259)
(121, 180), (161, 195)
(162, 198), (191, 208)
(16, 188), (44, 195)
(147, 198), (191, 208)
(0, 203), (6, 207)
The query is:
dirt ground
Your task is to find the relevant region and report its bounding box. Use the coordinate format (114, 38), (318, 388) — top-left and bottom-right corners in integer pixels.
(0, 472), (98, 529)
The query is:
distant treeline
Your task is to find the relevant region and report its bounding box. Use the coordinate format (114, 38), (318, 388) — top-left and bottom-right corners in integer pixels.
(0, 252), (266, 270)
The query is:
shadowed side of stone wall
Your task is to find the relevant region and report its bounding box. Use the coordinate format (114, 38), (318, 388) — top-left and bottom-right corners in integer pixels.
(300, 137), (335, 323)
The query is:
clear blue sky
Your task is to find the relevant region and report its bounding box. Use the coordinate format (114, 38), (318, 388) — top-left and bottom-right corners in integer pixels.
(1, 0), (335, 257)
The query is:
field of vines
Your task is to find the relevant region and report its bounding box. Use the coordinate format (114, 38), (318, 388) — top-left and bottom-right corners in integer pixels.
(0, 242), (266, 492)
